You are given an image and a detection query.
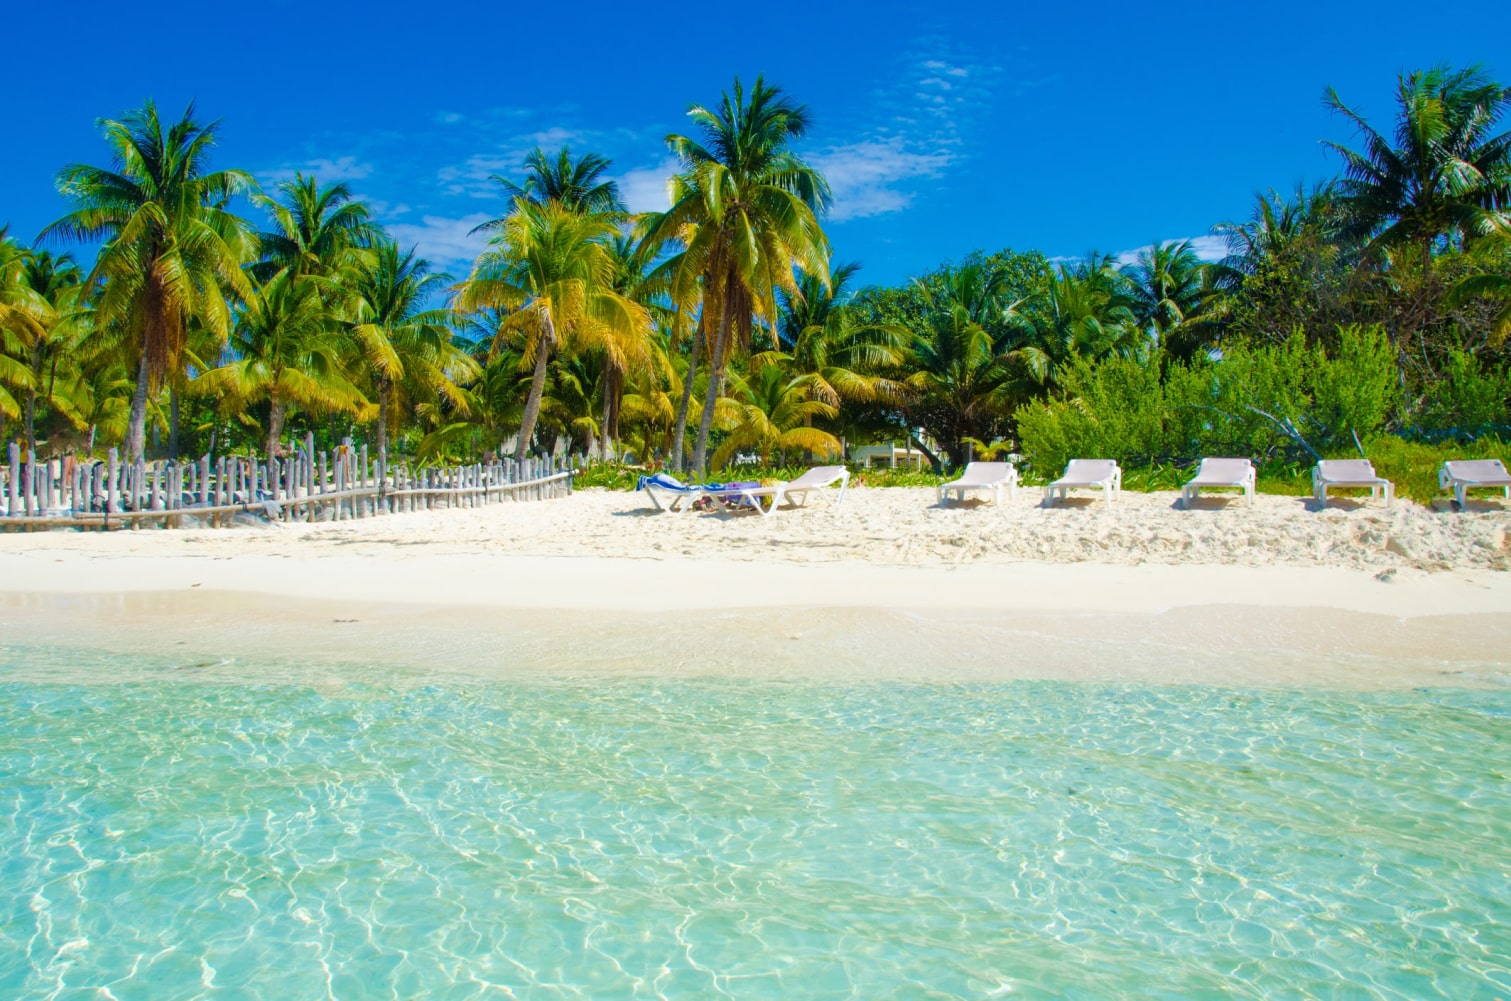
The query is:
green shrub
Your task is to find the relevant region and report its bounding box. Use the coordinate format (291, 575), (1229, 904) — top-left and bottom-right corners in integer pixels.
(1307, 324), (1400, 445)
(1411, 351), (1511, 437)
(1017, 325), (1402, 473)
(572, 463), (645, 490)
(849, 467), (948, 488)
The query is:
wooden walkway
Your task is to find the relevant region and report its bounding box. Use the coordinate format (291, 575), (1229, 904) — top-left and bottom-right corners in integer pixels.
(0, 434), (573, 531)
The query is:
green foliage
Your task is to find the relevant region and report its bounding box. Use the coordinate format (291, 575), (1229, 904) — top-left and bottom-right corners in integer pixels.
(850, 466), (948, 488)
(7, 65), (1511, 492)
(1411, 350), (1511, 437)
(572, 462), (645, 490)
(1015, 325), (1402, 474)
(1302, 323), (1401, 443)
(571, 459), (950, 491)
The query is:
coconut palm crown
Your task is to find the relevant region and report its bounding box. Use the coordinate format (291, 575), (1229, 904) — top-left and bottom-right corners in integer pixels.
(1324, 66), (1511, 270)
(41, 101), (257, 461)
(644, 75), (833, 473)
(456, 199), (651, 463)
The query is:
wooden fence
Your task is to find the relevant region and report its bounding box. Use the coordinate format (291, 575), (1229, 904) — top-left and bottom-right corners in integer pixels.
(0, 433), (574, 531)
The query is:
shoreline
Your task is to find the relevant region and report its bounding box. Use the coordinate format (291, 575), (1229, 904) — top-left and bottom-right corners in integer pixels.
(2, 488), (1508, 688)
(3, 561), (1508, 690)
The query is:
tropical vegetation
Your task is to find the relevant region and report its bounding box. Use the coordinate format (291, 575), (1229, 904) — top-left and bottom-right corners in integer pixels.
(2, 66), (1508, 497)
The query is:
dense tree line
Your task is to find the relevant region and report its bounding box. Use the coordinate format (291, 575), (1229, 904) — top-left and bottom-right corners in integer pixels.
(2, 66), (1508, 477)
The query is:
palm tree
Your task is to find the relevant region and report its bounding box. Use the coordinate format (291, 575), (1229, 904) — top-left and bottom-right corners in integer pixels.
(1324, 66), (1511, 273)
(709, 357), (840, 469)
(904, 264), (1046, 468)
(1121, 240), (1221, 359)
(644, 76), (832, 474)
(0, 230), (43, 439)
(1011, 255), (1142, 380)
(17, 250), (87, 451)
(616, 330), (682, 465)
(1211, 184), (1362, 344)
(1215, 184), (1345, 283)
(1449, 231), (1511, 340)
(348, 241), (477, 463)
(252, 173), (378, 282)
(41, 101), (256, 461)
(456, 199), (651, 463)
(470, 147), (626, 241)
(196, 272), (364, 456)
(778, 262), (907, 409)
(596, 232), (666, 459)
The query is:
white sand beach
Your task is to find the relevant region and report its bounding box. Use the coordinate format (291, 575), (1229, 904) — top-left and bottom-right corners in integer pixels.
(2, 486), (1508, 687)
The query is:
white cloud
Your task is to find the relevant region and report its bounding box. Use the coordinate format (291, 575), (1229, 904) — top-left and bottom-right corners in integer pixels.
(809, 43), (997, 221)
(438, 155), (514, 198)
(1184, 235), (1228, 262)
(365, 199), (412, 218)
(617, 158), (677, 213)
(528, 126), (581, 147)
(437, 126), (593, 198)
(385, 213), (494, 270)
(812, 139), (952, 222)
(261, 155), (374, 184)
(1113, 236), (1230, 267)
(435, 111), (464, 125)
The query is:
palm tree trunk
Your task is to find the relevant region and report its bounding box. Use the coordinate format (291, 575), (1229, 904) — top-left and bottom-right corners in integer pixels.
(376, 390), (389, 465)
(514, 317), (555, 464)
(671, 351), (699, 471)
(691, 308), (730, 475)
(670, 315), (704, 472)
(126, 352), (151, 463)
(599, 376), (612, 462)
(168, 385), (180, 460)
(24, 388), (36, 454)
(608, 367), (622, 460)
(266, 396), (287, 459)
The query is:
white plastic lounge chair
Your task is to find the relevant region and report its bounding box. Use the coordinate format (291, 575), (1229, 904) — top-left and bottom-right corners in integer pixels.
(734, 466), (850, 518)
(1044, 459), (1121, 507)
(638, 472), (704, 512)
(1439, 459), (1511, 508)
(939, 461), (1019, 506)
(1313, 459), (1393, 507)
(1180, 457), (1256, 509)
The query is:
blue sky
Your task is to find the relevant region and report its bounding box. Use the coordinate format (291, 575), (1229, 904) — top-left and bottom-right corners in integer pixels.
(4, 0), (1503, 288)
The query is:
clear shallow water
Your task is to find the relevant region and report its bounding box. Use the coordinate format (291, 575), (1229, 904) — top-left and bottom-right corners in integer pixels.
(1, 650), (1508, 1000)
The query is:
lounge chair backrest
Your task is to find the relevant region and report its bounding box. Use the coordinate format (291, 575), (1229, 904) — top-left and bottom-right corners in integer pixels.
(1063, 459), (1118, 481)
(1317, 459), (1377, 480)
(960, 461), (1013, 483)
(1197, 458), (1254, 480)
(784, 465), (847, 488)
(1444, 459), (1509, 480)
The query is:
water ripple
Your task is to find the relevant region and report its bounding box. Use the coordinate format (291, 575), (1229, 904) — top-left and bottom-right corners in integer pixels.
(0, 654), (1507, 999)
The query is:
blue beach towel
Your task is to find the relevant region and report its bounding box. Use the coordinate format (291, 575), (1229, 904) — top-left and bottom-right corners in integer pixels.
(636, 472), (696, 492)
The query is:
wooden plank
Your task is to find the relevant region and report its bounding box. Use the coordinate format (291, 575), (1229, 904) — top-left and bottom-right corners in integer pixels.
(106, 448), (119, 515)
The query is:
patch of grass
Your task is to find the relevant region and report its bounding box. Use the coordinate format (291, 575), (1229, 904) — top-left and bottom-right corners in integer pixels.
(571, 463), (645, 490)
(848, 467), (947, 488)
(573, 438), (1510, 504)
(1113, 438), (1510, 503)
(1359, 435), (1509, 505)
(572, 461), (949, 491)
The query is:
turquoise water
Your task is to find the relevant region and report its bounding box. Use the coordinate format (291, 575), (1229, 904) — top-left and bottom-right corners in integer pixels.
(1, 651), (1508, 999)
